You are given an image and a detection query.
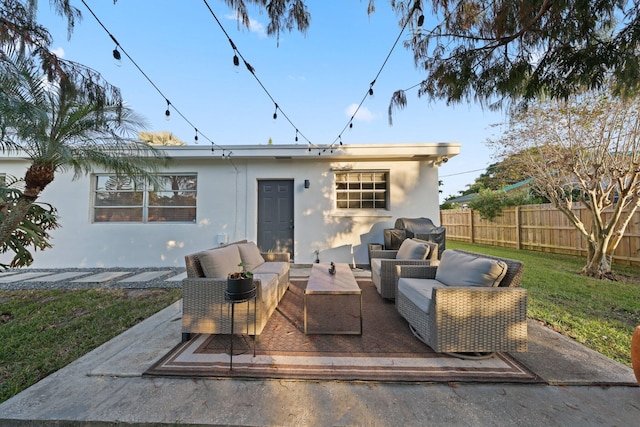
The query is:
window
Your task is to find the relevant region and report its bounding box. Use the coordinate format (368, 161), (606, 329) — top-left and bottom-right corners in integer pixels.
(93, 174), (197, 223)
(335, 171), (388, 209)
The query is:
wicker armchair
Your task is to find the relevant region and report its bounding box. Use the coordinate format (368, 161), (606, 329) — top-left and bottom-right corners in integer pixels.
(369, 240), (439, 299)
(395, 250), (527, 355)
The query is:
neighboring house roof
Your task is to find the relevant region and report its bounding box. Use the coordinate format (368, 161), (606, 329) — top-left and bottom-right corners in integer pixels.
(500, 178), (532, 192)
(445, 193), (478, 204)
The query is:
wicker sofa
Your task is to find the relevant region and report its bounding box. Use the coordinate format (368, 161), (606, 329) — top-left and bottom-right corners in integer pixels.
(396, 249), (527, 355)
(369, 238), (439, 300)
(181, 240), (290, 341)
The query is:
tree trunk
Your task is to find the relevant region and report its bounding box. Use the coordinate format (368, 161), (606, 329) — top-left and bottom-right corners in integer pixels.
(0, 195), (37, 248)
(581, 238), (614, 280)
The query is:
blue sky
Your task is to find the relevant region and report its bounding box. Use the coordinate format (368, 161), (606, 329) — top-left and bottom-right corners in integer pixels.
(37, 0), (506, 201)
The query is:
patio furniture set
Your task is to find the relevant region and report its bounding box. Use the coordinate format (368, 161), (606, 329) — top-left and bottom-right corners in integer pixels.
(180, 237), (528, 358)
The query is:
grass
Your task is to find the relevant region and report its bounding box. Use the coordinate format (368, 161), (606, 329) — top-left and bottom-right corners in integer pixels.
(448, 241), (640, 367)
(0, 288), (181, 404)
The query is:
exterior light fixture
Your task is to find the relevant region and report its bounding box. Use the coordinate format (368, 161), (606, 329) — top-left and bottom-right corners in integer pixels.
(304, 179), (310, 189)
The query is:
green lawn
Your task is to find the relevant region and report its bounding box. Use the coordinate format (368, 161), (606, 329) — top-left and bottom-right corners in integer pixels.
(448, 241), (640, 367)
(0, 288), (181, 404)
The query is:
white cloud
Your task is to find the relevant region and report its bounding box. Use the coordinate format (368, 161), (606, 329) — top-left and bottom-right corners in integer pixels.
(50, 47), (65, 58)
(226, 13), (267, 38)
(345, 104), (378, 122)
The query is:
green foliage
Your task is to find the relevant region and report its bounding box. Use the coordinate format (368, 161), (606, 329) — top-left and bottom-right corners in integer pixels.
(468, 188), (530, 220)
(0, 288), (182, 403)
(388, 0), (640, 112)
(0, 179), (60, 269)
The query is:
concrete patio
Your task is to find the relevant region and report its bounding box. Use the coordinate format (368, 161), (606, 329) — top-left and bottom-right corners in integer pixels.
(0, 267), (639, 426)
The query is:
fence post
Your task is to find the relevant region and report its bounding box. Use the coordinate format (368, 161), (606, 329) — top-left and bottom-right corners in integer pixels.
(515, 206), (521, 250)
(468, 209), (474, 243)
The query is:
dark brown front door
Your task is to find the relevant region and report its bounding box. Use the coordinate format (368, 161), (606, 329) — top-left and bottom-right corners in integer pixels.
(257, 180), (294, 257)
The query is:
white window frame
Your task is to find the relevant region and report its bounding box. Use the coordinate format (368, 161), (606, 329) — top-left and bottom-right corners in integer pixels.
(335, 170), (389, 210)
(92, 174), (197, 223)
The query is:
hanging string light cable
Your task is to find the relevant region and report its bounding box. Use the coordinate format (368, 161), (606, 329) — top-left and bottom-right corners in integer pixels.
(80, 0), (227, 153)
(328, 3), (421, 151)
(201, 0), (318, 149)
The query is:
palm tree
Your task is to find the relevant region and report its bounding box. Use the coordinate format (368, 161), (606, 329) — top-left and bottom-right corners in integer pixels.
(0, 48), (168, 248)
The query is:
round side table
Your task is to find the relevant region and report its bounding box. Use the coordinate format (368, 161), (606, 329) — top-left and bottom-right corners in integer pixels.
(224, 287), (257, 371)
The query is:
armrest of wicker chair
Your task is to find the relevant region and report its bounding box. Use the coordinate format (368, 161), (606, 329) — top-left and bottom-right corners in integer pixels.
(369, 249), (398, 259)
(429, 286), (528, 353)
(379, 259), (436, 299)
(396, 265), (438, 279)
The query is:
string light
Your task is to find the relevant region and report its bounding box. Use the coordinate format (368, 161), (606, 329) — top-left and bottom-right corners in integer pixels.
(87, 0), (420, 158)
(81, 0), (229, 158)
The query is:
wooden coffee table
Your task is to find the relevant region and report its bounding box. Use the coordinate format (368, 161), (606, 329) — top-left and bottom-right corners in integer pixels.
(304, 263), (362, 335)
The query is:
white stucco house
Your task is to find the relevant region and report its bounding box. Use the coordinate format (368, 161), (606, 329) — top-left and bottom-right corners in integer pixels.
(0, 143), (459, 268)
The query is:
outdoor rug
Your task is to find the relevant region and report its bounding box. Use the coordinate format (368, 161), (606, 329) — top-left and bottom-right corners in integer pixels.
(145, 279), (541, 383)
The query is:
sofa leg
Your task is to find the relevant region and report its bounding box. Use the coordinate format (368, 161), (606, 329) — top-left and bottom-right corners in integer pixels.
(181, 333), (192, 342)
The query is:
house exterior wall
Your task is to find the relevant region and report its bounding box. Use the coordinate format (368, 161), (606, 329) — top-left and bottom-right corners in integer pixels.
(1, 144), (455, 268)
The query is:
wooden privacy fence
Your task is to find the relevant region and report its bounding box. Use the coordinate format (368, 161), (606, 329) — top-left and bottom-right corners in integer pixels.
(440, 203), (640, 266)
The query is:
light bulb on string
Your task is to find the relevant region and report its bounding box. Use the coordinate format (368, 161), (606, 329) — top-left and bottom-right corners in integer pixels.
(112, 46), (122, 66)
(233, 53), (240, 73)
(164, 100), (171, 121)
(295, 129), (299, 142)
(339, 136), (343, 146)
(273, 104), (278, 120)
(194, 129), (199, 144)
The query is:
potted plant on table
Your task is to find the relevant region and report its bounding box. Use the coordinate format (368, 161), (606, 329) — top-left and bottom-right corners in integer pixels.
(226, 262), (255, 300)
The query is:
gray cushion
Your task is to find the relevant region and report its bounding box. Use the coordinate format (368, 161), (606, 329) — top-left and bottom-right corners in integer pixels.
(237, 242), (265, 271)
(398, 278), (444, 314)
(197, 245), (242, 278)
(253, 261), (288, 278)
(435, 250), (508, 287)
(396, 239), (430, 260)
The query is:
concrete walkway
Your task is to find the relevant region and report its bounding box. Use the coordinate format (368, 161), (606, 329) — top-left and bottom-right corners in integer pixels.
(1, 268), (639, 426)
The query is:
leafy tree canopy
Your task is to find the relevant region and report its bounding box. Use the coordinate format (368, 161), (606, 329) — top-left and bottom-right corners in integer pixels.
(385, 0), (640, 112)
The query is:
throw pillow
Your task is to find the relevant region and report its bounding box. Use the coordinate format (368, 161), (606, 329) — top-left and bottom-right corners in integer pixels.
(198, 245), (243, 278)
(237, 241), (266, 271)
(396, 238), (430, 260)
(435, 250), (508, 287)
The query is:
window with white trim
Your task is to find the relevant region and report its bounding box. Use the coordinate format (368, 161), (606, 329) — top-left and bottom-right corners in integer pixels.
(93, 174), (197, 223)
(335, 170), (389, 209)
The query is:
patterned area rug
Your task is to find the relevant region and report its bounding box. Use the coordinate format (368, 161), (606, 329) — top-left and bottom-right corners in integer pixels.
(145, 279), (541, 383)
